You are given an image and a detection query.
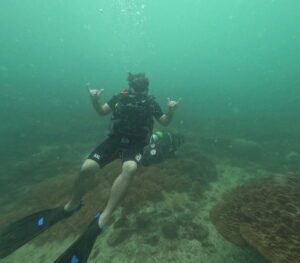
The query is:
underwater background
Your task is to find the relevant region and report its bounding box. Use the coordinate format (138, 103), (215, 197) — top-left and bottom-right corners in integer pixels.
(0, 0), (300, 262)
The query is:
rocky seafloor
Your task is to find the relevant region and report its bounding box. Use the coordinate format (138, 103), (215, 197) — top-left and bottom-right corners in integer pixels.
(1, 132), (299, 263)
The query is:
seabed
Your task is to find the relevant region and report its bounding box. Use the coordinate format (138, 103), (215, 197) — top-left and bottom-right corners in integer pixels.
(1, 133), (288, 263)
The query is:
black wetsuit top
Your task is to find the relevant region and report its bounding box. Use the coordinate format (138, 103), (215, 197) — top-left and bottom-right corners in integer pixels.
(107, 91), (163, 139)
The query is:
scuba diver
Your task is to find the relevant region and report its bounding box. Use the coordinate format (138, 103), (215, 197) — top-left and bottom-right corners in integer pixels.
(0, 73), (181, 262)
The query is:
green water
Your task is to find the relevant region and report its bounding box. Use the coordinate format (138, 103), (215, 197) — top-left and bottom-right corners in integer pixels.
(1, 0), (299, 146)
(0, 0), (299, 262)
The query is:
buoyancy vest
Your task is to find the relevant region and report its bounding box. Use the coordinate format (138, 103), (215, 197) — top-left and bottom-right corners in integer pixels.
(109, 91), (157, 138)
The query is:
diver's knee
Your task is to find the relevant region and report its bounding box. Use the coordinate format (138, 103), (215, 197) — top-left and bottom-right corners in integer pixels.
(80, 159), (99, 175)
(122, 161), (137, 175)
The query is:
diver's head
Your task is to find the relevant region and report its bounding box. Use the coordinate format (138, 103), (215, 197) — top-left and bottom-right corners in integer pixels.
(127, 72), (149, 94)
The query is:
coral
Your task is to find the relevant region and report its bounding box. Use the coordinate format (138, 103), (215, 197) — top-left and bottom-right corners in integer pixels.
(121, 166), (165, 214)
(183, 222), (209, 242)
(113, 216), (130, 229)
(176, 213), (210, 242)
(0, 162), (116, 245)
(135, 212), (155, 232)
(121, 150), (217, 214)
(107, 228), (133, 246)
(210, 173), (300, 263)
(143, 233), (160, 246)
(0, 144), (218, 248)
(161, 221), (179, 240)
(210, 198), (248, 246)
(171, 148), (218, 185)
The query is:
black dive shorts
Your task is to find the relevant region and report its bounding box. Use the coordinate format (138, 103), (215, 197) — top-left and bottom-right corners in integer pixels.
(88, 135), (147, 167)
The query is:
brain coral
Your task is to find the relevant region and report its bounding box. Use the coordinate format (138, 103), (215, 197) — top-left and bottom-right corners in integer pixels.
(210, 173), (300, 263)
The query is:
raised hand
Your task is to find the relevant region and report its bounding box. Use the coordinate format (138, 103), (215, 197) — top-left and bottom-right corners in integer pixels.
(86, 83), (104, 101)
(167, 97), (181, 110)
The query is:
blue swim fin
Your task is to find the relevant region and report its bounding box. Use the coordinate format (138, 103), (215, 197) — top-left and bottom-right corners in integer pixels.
(54, 215), (102, 263)
(0, 206), (79, 258)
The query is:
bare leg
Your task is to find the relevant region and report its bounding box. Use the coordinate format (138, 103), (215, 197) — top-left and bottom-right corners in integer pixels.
(64, 159), (99, 212)
(98, 160), (137, 228)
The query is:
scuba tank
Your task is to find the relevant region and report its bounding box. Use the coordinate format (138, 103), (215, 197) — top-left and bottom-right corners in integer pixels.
(142, 131), (184, 166)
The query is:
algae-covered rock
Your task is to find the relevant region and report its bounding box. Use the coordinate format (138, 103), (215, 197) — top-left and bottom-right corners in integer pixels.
(144, 233), (160, 246)
(210, 173), (300, 263)
(113, 216), (129, 229)
(185, 222), (209, 242)
(135, 212), (154, 232)
(161, 221), (179, 240)
(107, 228), (133, 246)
